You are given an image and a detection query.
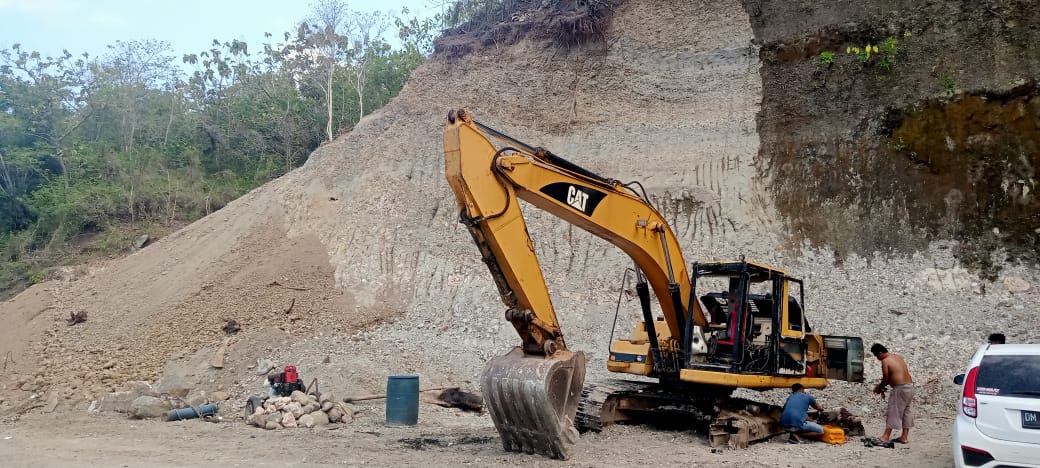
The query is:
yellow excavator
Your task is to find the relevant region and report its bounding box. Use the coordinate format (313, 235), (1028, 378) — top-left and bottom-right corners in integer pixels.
(443, 109), (864, 459)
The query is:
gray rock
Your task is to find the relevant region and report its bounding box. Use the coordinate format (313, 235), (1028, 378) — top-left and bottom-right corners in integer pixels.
(290, 391), (309, 404)
(133, 234), (150, 249)
(255, 359), (275, 375)
(264, 421), (281, 430)
(327, 408), (344, 423)
(43, 392), (60, 413)
(129, 396), (169, 419)
(286, 402), (304, 418)
(184, 389), (207, 407)
(339, 403), (355, 418)
(210, 391), (229, 402)
(310, 410), (330, 427)
(266, 413), (284, 425)
(298, 413), (315, 428)
(155, 375), (194, 398)
(98, 391), (138, 413)
(321, 401), (334, 412)
(1004, 276), (1031, 293)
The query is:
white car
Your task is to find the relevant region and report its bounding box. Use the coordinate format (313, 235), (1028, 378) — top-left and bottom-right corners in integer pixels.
(953, 343), (1040, 467)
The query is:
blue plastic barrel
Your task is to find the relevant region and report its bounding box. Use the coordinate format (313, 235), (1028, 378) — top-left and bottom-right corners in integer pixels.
(385, 374), (419, 426)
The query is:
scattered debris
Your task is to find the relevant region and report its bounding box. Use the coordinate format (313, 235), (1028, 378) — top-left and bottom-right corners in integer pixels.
(283, 298), (296, 314)
(816, 408), (865, 437)
(221, 318), (241, 335)
(862, 436), (895, 448)
(398, 436), (494, 450)
(420, 388), (484, 413)
(1004, 276), (1031, 292)
(42, 392), (60, 413)
(267, 280), (311, 291)
(67, 311), (87, 326)
(210, 338), (231, 369)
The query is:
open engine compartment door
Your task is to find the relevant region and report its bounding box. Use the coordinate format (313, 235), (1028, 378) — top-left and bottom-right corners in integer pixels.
(822, 336), (864, 382)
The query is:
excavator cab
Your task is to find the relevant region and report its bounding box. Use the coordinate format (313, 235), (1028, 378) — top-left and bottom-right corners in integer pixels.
(687, 260), (864, 385)
(607, 259), (863, 389)
(692, 261), (813, 375)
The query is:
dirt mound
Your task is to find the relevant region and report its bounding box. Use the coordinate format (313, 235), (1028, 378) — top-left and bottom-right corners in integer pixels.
(2, 0), (1038, 425)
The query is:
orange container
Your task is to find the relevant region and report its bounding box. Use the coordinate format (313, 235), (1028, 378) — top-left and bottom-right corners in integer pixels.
(815, 425), (846, 445)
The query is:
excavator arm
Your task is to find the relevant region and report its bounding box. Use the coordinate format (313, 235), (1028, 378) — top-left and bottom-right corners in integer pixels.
(444, 109), (708, 458)
(445, 109), (708, 353)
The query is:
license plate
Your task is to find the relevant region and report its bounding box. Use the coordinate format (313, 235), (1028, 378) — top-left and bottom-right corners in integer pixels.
(1024, 410), (1040, 429)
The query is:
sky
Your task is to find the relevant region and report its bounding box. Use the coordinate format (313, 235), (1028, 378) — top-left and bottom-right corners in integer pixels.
(0, 0), (442, 61)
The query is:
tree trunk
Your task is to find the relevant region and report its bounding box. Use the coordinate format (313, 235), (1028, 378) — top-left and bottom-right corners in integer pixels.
(356, 70), (364, 123)
(325, 63), (334, 141)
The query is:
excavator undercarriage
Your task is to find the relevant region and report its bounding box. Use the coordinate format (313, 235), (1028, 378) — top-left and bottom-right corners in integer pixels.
(577, 380), (785, 449)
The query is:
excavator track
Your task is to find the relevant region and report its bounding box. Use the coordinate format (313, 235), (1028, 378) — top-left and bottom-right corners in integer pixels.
(576, 379), (718, 432)
(576, 379), (785, 448)
(575, 380), (649, 432)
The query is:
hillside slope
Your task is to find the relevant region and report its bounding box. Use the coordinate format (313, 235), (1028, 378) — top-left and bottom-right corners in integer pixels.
(2, 0), (1038, 420)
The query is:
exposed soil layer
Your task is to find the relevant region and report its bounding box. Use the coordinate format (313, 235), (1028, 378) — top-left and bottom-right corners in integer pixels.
(743, 0), (1040, 271)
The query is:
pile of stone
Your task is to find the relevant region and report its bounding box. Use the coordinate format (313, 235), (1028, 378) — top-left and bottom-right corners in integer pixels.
(247, 390), (355, 430)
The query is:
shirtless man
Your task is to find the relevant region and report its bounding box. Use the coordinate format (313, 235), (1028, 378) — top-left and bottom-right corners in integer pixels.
(871, 343), (914, 444)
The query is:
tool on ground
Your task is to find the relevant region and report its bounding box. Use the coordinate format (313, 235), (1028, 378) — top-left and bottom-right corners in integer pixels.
(342, 386), (483, 412)
(268, 365), (305, 397)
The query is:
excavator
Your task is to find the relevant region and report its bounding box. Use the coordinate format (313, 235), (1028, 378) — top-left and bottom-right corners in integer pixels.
(443, 109), (864, 459)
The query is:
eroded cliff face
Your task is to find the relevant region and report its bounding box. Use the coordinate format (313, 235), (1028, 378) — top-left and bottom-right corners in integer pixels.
(742, 0), (1040, 274)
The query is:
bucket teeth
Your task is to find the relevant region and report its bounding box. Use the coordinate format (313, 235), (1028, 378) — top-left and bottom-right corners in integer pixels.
(480, 347), (586, 460)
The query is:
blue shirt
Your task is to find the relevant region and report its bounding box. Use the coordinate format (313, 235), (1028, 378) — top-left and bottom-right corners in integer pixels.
(781, 392), (817, 427)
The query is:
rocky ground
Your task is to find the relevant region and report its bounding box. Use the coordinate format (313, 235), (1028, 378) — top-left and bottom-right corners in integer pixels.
(0, 401), (955, 467)
(1, 0), (1038, 466)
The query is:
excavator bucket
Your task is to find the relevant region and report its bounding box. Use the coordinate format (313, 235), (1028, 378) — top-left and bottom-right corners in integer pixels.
(480, 347), (586, 460)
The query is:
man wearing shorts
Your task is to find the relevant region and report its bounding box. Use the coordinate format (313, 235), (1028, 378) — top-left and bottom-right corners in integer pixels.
(781, 383), (824, 443)
(871, 343), (914, 444)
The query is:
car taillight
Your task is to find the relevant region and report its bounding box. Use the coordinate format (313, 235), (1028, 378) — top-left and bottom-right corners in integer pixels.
(961, 366), (979, 418)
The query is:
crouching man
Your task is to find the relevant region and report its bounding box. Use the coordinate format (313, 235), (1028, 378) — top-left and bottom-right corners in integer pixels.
(781, 383), (825, 443)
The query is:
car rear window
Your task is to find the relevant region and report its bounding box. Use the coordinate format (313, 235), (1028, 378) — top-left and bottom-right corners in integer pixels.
(975, 354), (1040, 398)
